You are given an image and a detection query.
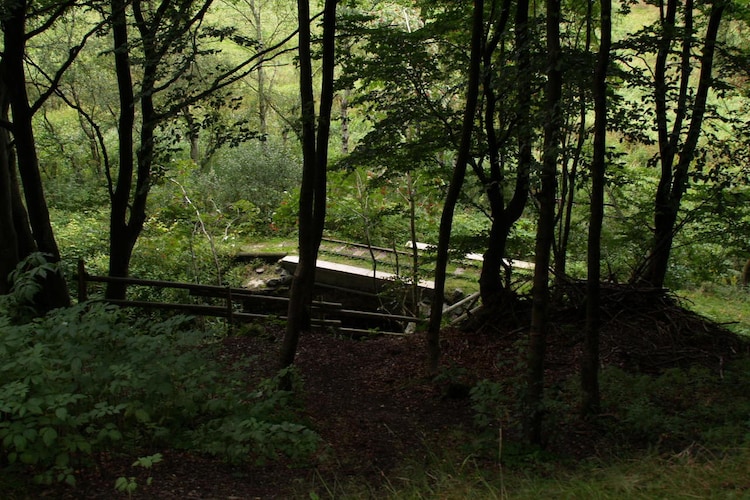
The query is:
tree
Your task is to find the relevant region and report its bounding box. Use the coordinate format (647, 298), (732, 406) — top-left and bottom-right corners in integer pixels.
(103, 0), (295, 298)
(581, 0), (612, 418)
(626, 0), (728, 288)
(427, 0), (484, 373)
(0, 0), (78, 309)
(337, 1), (539, 310)
(475, 0), (534, 307)
(279, 0), (338, 370)
(105, 0), (217, 298)
(525, 0), (562, 445)
(551, 0), (598, 287)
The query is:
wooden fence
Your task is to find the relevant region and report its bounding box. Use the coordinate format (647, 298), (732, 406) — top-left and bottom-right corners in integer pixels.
(76, 260), (422, 336)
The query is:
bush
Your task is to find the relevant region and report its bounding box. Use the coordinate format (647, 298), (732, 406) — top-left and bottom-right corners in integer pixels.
(0, 259), (319, 486)
(209, 139), (302, 226)
(600, 363), (750, 450)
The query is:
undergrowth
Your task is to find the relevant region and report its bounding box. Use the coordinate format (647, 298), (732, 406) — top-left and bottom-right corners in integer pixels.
(0, 254), (318, 488)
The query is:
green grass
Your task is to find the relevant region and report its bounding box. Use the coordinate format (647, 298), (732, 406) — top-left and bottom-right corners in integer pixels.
(677, 284), (750, 338)
(304, 447), (750, 499)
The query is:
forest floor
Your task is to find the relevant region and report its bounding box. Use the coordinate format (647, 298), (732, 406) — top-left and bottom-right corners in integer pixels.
(43, 286), (750, 498)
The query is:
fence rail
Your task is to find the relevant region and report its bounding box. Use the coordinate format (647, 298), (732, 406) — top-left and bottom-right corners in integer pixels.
(76, 260), (420, 335)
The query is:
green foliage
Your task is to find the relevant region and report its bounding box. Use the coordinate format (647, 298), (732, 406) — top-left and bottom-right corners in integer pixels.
(189, 367), (319, 465)
(2, 253), (61, 323)
(679, 284), (750, 338)
(34, 108), (111, 212)
(324, 169), (441, 248)
(209, 139), (302, 226)
(53, 208), (111, 285)
(114, 453), (162, 496)
(600, 362), (750, 450)
(0, 265), (318, 486)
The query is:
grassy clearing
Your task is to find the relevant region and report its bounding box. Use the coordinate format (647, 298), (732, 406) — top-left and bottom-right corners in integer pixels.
(678, 284), (750, 338)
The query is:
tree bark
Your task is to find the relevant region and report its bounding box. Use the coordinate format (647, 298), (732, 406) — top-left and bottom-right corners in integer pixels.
(1, 1), (70, 308)
(636, 0), (725, 288)
(106, 0), (138, 299)
(478, 0), (531, 306)
(427, 0), (484, 374)
(525, 0), (561, 445)
(106, 0), (214, 299)
(0, 85), (21, 292)
(582, 0), (612, 418)
(280, 0), (338, 371)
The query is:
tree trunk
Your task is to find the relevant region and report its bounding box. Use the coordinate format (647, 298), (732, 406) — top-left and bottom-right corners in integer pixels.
(0, 90), (21, 292)
(427, 0), (484, 374)
(581, 0), (611, 418)
(106, 0), (173, 299)
(280, 0), (338, 371)
(250, 0), (268, 137)
(1, 1), (70, 308)
(106, 0), (138, 300)
(526, 0), (561, 445)
(635, 0), (725, 288)
(476, 0), (530, 307)
(340, 88), (351, 155)
(479, 208), (513, 306)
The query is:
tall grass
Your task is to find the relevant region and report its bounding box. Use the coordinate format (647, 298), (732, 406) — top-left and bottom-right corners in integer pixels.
(309, 447), (750, 499)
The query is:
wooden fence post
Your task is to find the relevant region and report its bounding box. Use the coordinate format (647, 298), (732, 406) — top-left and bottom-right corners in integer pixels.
(226, 285), (234, 330)
(77, 259), (88, 302)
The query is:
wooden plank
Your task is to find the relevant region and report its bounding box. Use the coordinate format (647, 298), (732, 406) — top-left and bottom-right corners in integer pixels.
(280, 255), (435, 291)
(442, 291), (481, 315)
(233, 312), (341, 326)
(336, 327), (408, 337)
(234, 251), (288, 262)
(406, 240), (535, 270)
(322, 237), (411, 256)
(103, 299), (230, 316)
(337, 308), (424, 323)
(85, 275), (229, 294)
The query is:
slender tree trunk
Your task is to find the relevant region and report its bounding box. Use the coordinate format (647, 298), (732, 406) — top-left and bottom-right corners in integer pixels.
(526, 0), (561, 445)
(582, 0), (611, 418)
(0, 93), (21, 292)
(250, 0), (268, 136)
(183, 107), (201, 163)
(480, 0), (532, 303)
(637, 0), (725, 288)
(106, 0), (166, 299)
(340, 88), (351, 155)
(476, 3), (507, 306)
(427, 0), (484, 374)
(0, 112), (38, 290)
(280, 0), (338, 371)
(476, 0), (530, 307)
(107, 0), (137, 299)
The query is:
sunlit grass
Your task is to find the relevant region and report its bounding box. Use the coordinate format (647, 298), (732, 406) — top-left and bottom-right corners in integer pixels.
(677, 283), (750, 338)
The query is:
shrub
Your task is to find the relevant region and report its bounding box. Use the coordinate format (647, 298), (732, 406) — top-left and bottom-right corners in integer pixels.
(599, 363), (750, 450)
(0, 259), (319, 486)
(209, 139), (302, 226)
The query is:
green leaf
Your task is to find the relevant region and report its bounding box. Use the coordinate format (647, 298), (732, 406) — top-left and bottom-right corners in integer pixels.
(13, 434), (27, 451)
(55, 406), (68, 421)
(41, 427), (57, 447)
(134, 408), (151, 423)
(55, 452), (70, 468)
